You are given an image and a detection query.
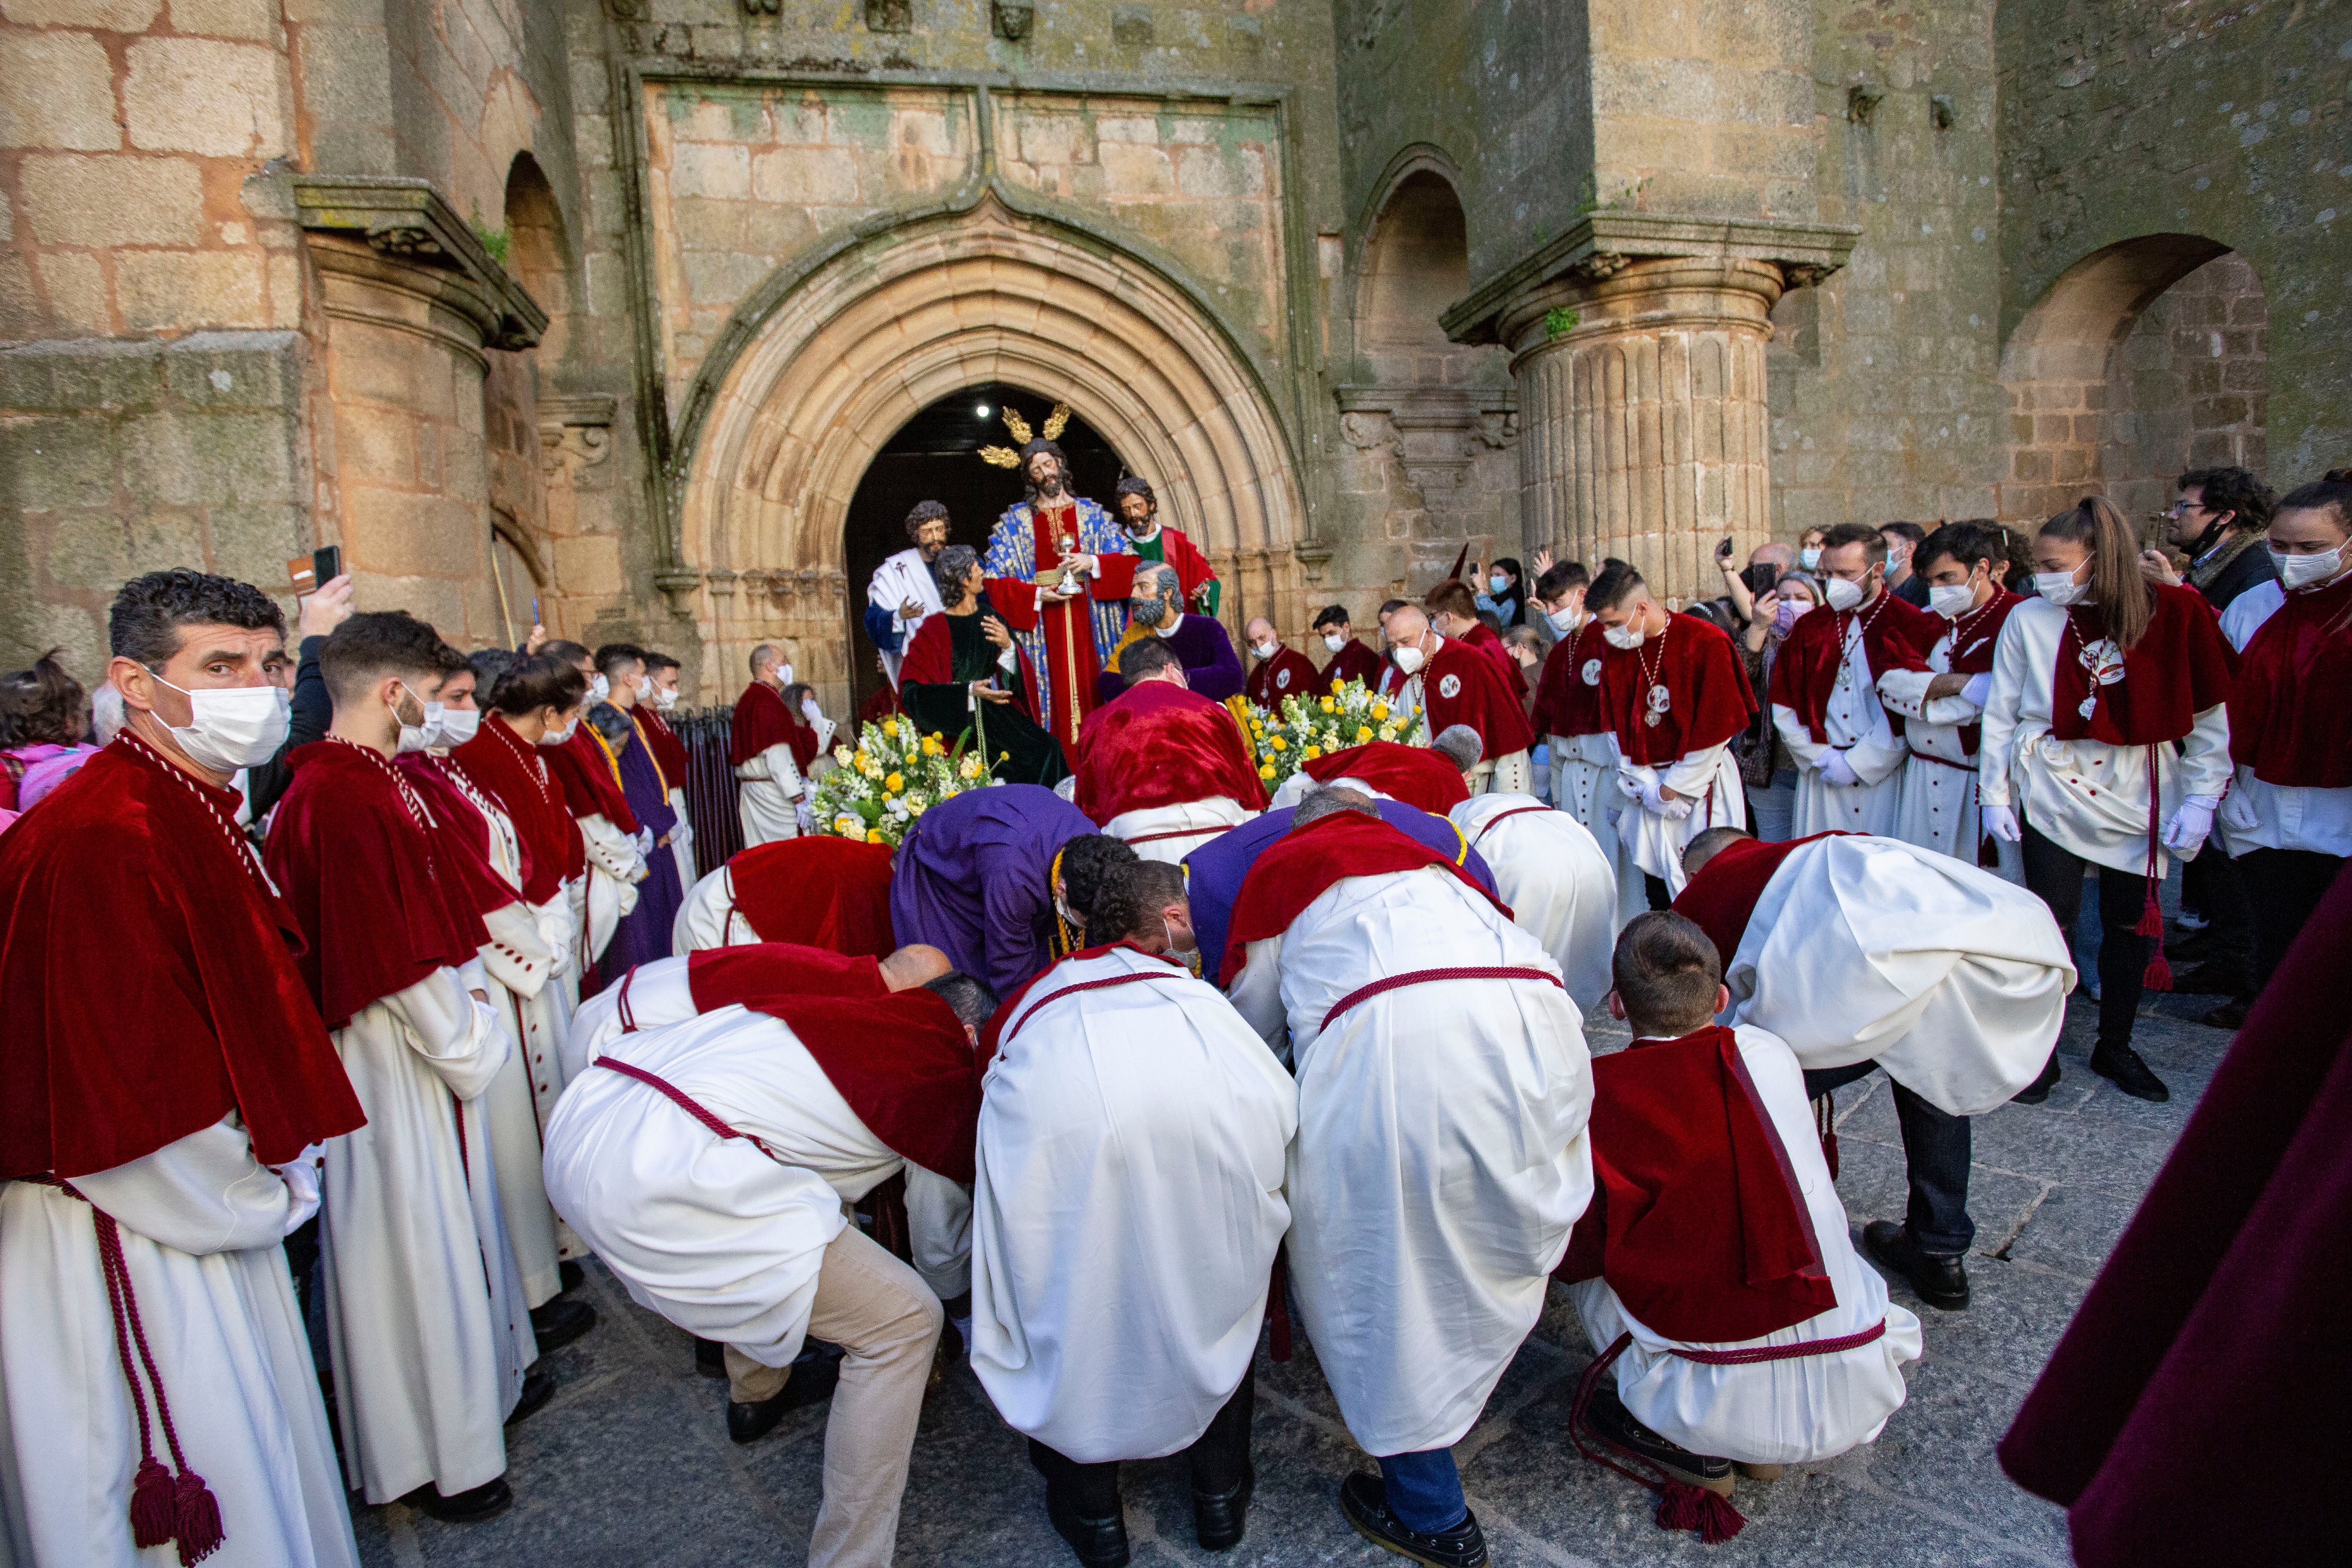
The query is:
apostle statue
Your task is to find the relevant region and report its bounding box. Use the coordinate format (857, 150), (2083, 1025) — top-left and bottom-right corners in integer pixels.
(978, 404), (1136, 757)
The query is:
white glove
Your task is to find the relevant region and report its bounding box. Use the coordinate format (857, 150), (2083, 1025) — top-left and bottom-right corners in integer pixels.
(276, 1148), (323, 1235)
(1819, 748), (1861, 789)
(1659, 794), (1695, 822)
(1982, 804), (2022, 843)
(1631, 776), (1666, 812)
(637, 827), (657, 857)
(796, 801), (816, 836)
(800, 698), (823, 725)
(2217, 788), (2260, 835)
(1604, 807), (1624, 830)
(1961, 672), (1994, 710)
(2163, 794), (2219, 854)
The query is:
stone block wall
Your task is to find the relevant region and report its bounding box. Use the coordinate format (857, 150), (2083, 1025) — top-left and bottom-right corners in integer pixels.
(2103, 250), (2268, 519)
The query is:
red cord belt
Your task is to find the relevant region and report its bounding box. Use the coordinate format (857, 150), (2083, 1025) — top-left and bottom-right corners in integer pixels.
(1320, 965), (1564, 1035)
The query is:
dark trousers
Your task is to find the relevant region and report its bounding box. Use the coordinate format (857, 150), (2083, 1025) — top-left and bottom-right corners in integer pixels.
(2181, 848), (2255, 982)
(2021, 822), (2147, 1050)
(1803, 1061), (1974, 1256)
(1644, 873), (1673, 912)
(1029, 1366), (1254, 1516)
(2240, 847), (2349, 989)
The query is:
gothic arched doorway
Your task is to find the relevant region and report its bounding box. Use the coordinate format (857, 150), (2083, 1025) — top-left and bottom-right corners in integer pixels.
(840, 384), (1126, 717)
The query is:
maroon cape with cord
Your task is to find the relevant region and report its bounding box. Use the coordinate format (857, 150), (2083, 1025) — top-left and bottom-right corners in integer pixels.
(1595, 611), (1757, 769)
(2226, 573), (2352, 788)
(0, 737), (364, 1177)
(686, 943), (886, 1011)
(546, 723), (640, 835)
(455, 713), (581, 896)
(1460, 619), (1530, 700)
(2050, 583), (2235, 747)
(266, 741), (491, 1032)
(724, 837), (897, 957)
(1320, 637), (1387, 692)
(1074, 680), (1269, 824)
(635, 706), (693, 795)
(1555, 1024), (1837, 1342)
(759, 988), (982, 1185)
(398, 754), (527, 919)
(1220, 809), (1511, 980)
(1670, 832), (1848, 973)
(1531, 620), (1611, 739)
(730, 680), (820, 771)
(1923, 589), (2024, 756)
(1769, 591), (1939, 743)
(1997, 859), (2352, 1567)
(1244, 645), (1323, 711)
(1299, 741), (1470, 817)
(1421, 636), (1537, 760)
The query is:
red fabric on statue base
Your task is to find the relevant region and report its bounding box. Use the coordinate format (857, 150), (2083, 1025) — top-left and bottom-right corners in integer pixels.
(1300, 741), (1470, 817)
(455, 714), (581, 896)
(1554, 1025), (1837, 1344)
(1420, 638), (1537, 760)
(1245, 645), (1322, 710)
(1531, 621), (1610, 739)
(1596, 612), (1758, 768)
(1074, 680), (1270, 824)
(1769, 592), (1938, 743)
(1997, 861), (2352, 1568)
(0, 738), (364, 1177)
(686, 944), (886, 1013)
(726, 837), (897, 957)
(1320, 638), (1387, 692)
(729, 681), (819, 772)
(1220, 809), (1511, 980)
(546, 725), (640, 834)
(2226, 573), (2352, 788)
(266, 741), (491, 1032)
(2050, 583), (2236, 747)
(1670, 833), (1848, 972)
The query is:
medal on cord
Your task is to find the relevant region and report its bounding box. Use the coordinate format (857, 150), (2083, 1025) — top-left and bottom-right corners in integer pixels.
(1637, 623), (1672, 728)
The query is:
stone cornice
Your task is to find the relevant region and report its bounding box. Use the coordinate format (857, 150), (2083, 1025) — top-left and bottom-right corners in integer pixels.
(290, 175), (548, 350)
(1441, 213), (1861, 346)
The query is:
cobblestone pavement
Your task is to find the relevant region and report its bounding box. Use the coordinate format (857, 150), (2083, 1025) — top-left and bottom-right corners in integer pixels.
(356, 917), (2221, 1567)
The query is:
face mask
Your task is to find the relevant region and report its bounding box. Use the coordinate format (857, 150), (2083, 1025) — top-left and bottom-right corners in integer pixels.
(1392, 645), (1427, 676)
(589, 673), (610, 702)
(394, 686), (433, 754)
(1547, 606), (1582, 637)
(432, 706), (481, 747)
(2035, 566), (2089, 606)
(1162, 921), (1200, 973)
(1129, 596), (1167, 628)
(1251, 641), (1277, 661)
(1799, 547), (1822, 571)
(1822, 575), (1866, 613)
(1772, 600), (1810, 635)
(1323, 632), (1347, 653)
(2273, 543), (2347, 591)
(1886, 545), (1910, 574)
(1488, 573), (1510, 596)
(775, 663), (793, 688)
(652, 686), (678, 711)
(1928, 582), (1976, 619)
(539, 717), (578, 747)
(151, 676), (290, 772)
(1602, 623), (1645, 650)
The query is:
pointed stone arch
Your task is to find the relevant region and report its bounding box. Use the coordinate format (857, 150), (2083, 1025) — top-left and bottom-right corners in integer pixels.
(670, 197), (1308, 708)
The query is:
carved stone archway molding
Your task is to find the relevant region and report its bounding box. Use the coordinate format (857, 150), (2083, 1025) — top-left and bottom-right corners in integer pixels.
(674, 196), (1310, 711)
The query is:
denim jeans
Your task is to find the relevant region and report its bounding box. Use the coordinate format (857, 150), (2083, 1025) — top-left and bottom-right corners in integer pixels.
(1377, 1446), (1467, 1533)
(1802, 1060), (1975, 1257)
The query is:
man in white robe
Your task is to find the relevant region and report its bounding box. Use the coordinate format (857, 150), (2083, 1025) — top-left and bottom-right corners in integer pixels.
(974, 942), (1294, 1563)
(1225, 790), (1592, 1565)
(865, 500), (951, 688)
(1449, 792), (1620, 1011)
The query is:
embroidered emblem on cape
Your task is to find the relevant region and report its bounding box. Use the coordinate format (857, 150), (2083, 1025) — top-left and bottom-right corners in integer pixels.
(1438, 674), (1462, 699)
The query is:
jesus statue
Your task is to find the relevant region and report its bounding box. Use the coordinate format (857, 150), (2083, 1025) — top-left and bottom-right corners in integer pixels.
(978, 405), (1136, 757)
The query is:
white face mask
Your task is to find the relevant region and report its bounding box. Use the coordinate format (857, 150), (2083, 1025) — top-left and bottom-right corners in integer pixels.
(1928, 582), (1977, 619)
(652, 685), (679, 711)
(589, 673), (610, 702)
(1251, 641), (1277, 661)
(1799, 547), (1823, 571)
(150, 676), (290, 773)
(1391, 644), (1427, 676)
(393, 685), (433, 754)
(1488, 573), (1510, 596)
(1322, 632), (1347, 653)
(1602, 622), (1645, 651)
(2272, 543), (2347, 591)
(1547, 605), (1582, 637)
(2035, 566), (2089, 606)
(772, 663), (793, 688)
(429, 705), (481, 748)
(1821, 575), (1867, 613)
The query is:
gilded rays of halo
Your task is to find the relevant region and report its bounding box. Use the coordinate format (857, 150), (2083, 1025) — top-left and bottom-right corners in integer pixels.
(977, 401), (1072, 467)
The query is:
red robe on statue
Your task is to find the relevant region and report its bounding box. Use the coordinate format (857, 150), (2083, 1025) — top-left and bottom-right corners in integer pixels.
(1245, 644), (1323, 711)
(985, 496), (1139, 755)
(1418, 636), (1537, 760)
(1074, 679), (1270, 824)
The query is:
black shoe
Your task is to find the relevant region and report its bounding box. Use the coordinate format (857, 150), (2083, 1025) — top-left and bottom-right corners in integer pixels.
(1338, 1472), (1487, 1568)
(694, 1336), (728, 1378)
(726, 1341), (845, 1443)
(2011, 1052), (2061, 1106)
(1193, 1464), (1254, 1552)
(2200, 998), (2250, 1030)
(2089, 1041), (2170, 1102)
(1583, 1384), (1734, 1494)
(2167, 960), (2252, 996)
(558, 1259), (585, 1295)
(1863, 1220), (1971, 1311)
(405, 1477), (512, 1523)
(505, 1370), (556, 1426)
(530, 1298), (597, 1354)
(1045, 1485), (1130, 1568)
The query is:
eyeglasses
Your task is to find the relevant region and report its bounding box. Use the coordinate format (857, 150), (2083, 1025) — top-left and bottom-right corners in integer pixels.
(2166, 501), (2210, 519)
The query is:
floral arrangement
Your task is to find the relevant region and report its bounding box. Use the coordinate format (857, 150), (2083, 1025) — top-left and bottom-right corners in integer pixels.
(811, 717), (998, 848)
(1243, 677), (1427, 790)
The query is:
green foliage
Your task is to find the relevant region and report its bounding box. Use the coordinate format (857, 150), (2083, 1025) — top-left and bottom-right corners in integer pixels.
(1545, 305), (1580, 340)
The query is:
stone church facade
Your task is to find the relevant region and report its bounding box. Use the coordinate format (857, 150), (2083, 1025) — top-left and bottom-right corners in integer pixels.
(2, 0), (2342, 710)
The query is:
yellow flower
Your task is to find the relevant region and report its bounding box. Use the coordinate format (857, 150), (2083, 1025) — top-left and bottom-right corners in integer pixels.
(1303, 744), (1323, 761)
(853, 750), (871, 770)
(1357, 725), (1373, 743)
(922, 736), (944, 756)
(1267, 735), (1286, 752)
(1258, 763), (1276, 780)
(833, 814), (861, 836)
(881, 719), (898, 738)
(866, 829), (885, 844)
(1371, 702), (1389, 721)
(884, 772), (904, 793)
(1379, 726), (1397, 742)
(1320, 697), (1336, 713)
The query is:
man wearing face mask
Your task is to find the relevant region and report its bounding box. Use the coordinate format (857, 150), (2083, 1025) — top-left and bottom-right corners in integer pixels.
(0, 570), (368, 1568)
(266, 611), (550, 1523)
(1874, 523), (2027, 876)
(1314, 605), (1387, 689)
(636, 651), (698, 891)
(1770, 523), (1940, 840)
(1242, 616), (1320, 709)
(1531, 560), (1644, 924)
(732, 643), (821, 847)
(1424, 579), (1528, 701)
(1097, 562), (1244, 706)
(1384, 603), (1535, 796)
(1115, 476), (1220, 617)
(588, 644), (686, 986)
(1880, 523), (1932, 609)
(1077, 637), (1270, 864)
(540, 640), (647, 972)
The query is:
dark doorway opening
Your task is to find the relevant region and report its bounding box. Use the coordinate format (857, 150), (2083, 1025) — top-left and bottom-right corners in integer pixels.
(842, 383), (1126, 719)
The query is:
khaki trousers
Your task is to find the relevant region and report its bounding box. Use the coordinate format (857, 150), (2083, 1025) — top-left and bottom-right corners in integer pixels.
(723, 1225), (942, 1568)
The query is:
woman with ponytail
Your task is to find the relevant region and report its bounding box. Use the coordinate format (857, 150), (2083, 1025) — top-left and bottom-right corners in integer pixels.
(1977, 497), (2236, 1104)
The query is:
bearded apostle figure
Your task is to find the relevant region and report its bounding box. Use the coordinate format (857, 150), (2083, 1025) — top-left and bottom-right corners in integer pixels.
(1075, 637), (1269, 863)
(979, 408), (1137, 756)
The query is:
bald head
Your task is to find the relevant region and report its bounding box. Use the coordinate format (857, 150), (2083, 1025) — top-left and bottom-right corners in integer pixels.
(1385, 605), (1428, 646)
(1245, 617), (1276, 654)
(1292, 785), (1379, 829)
(878, 943), (952, 992)
(1681, 825), (1755, 880)
(1431, 724), (1483, 774)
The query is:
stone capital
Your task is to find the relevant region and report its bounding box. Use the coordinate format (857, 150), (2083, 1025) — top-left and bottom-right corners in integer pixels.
(290, 175), (548, 352)
(1441, 213), (1858, 349)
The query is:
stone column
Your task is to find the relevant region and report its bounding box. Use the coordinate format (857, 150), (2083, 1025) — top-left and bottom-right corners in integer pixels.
(293, 177), (546, 645)
(1444, 216), (1855, 606)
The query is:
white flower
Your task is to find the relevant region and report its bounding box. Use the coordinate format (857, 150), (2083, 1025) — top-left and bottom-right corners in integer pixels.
(832, 814), (862, 836)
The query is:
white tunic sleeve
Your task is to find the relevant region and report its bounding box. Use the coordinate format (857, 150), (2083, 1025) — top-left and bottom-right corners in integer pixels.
(69, 1116), (297, 1256)
(1660, 741), (1731, 797)
(1771, 704), (1831, 772)
(479, 899), (555, 999)
(379, 966), (508, 1101)
(2179, 701), (2233, 802)
(1974, 615), (2032, 808)
(579, 812), (646, 883)
(1225, 935), (1288, 1054)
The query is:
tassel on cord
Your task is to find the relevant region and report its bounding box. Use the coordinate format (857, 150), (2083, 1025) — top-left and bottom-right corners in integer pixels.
(129, 1458), (177, 1550)
(1813, 1093), (1840, 1182)
(1568, 1332), (1749, 1544)
(2138, 745), (2172, 992)
(1656, 1480), (1747, 1544)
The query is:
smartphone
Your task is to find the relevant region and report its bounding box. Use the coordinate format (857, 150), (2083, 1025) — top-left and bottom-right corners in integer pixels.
(312, 545), (342, 587)
(1715, 536), (1736, 562)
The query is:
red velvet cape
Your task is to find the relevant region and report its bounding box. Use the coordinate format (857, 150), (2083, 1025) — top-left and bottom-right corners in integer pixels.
(899, 607), (1046, 723)
(2051, 583), (2236, 747)
(1461, 619), (1530, 699)
(727, 837), (897, 957)
(1596, 611), (1757, 767)
(0, 738), (364, 1177)
(1320, 637), (1387, 691)
(547, 723), (640, 833)
(398, 753), (526, 919)
(1074, 680), (1269, 824)
(1554, 1025), (1838, 1343)
(2227, 574), (2352, 788)
(1155, 524), (1217, 607)
(1220, 809), (1510, 980)
(454, 713), (579, 897)
(1245, 645), (1323, 710)
(686, 943), (886, 1011)
(1421, 637), (1537, 760)
(1530, 620), (1609, 738)
(636, 706), (692, 794)
(264, 741), (491, 1031)
(775, 990), (982, 1185)
(1670, 833), (1846, 973)
(730, 680), (819, 771)
(1997, 861), (2352, 1567)
(1769, 591), (1938, 743)
(1300, 741), (1470, 817)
